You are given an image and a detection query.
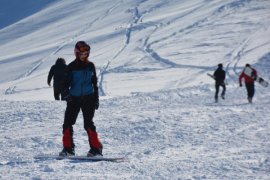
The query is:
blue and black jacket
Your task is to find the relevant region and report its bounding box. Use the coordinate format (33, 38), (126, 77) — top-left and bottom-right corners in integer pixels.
(66, 59), (98, 100)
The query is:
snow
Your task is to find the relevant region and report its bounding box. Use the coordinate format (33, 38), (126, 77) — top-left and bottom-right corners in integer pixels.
(0, 0), (270, 179)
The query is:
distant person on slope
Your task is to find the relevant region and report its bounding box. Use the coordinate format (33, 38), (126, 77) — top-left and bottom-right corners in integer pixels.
(239, 64), (257, 103)
(213, 63), (226, 102)
(47, 58), (68, 100)
(59, 41), (102, 157)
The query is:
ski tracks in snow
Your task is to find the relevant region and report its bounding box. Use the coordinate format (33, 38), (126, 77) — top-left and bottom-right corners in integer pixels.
(98, 1), (168, 96)
(4, 2), (121, 95)
(226, 27), (270, 83)
(0, 86), (269, 179)
(98, 0), (213, 95)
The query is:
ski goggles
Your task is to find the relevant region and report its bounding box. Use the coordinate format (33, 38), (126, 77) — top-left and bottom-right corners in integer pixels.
(79, 51), (89, 56)
(78, 46), (90, 52)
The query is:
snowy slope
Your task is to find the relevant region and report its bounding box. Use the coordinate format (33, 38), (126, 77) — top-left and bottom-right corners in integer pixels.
(0, 0), (270, 179)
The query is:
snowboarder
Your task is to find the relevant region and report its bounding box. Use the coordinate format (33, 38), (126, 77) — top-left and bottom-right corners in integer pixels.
(47, 58), (68, 100)
(239, 64), (257, 103)
(213, 63), (226, 102)
(59, 41), (102, 157)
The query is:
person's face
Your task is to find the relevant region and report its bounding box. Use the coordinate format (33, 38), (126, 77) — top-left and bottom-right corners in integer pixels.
(79, 51), (89, 61)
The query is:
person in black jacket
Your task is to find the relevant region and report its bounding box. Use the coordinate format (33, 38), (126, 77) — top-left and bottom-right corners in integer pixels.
(47, 58), (68, 100)
(213, 63), (226, 102)
(59, 41), (102, 157)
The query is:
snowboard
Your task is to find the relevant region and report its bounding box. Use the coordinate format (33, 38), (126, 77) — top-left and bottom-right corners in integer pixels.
(207, 73), (215, 80)
(243, 67), (268, 87)
(35, 155), (126, 162)
(255, 77), (268, 87)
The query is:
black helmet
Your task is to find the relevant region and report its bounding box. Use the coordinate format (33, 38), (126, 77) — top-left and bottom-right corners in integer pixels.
(56, 57), (66, 65)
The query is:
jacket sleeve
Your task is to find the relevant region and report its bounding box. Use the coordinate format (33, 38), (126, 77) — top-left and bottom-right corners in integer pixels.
(213, 70), (217, 80)
(239, 71), (244, 84)
(47, 66), (54, 84)
(64, 66), (72, 91)
(92, 64), (99, 100)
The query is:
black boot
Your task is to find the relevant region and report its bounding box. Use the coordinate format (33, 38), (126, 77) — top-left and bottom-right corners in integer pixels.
(59, 147), (75, 157)
(87, 146), (103, 157)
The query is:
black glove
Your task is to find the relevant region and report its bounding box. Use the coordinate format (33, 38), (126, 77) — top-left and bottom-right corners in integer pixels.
(95, 97), (99, 110)
(63, 90), (72, 102)
(239, 84), (242, 87)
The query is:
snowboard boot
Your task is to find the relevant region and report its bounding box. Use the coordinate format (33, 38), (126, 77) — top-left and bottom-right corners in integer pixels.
(221, 94), (225, 100)
(87, 147), (103, 157)
(59, 148), (75, 157)
(86, 128), (103, 157)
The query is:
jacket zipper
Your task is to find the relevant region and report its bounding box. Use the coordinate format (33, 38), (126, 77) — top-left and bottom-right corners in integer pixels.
(81, 70), (88, 96)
